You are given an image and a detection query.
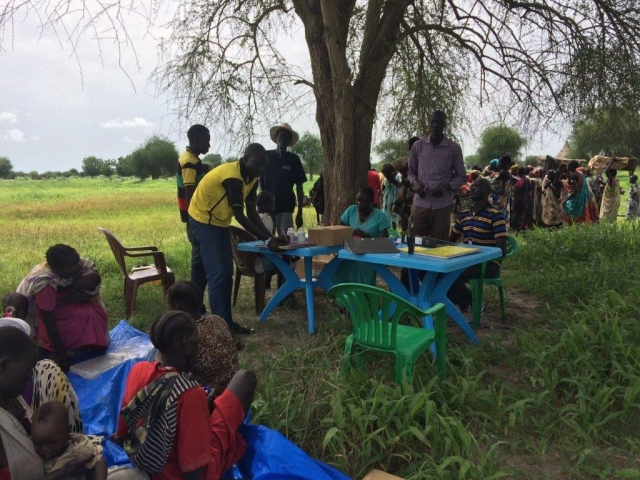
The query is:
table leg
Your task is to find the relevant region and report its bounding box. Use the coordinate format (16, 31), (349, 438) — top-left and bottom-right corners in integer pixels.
(258, 253), (302, 323)
(430, 270), (479, 345)
(369, 265), (412, 302)
(314, 257), (343, 292)
(303, 256), (316, 334)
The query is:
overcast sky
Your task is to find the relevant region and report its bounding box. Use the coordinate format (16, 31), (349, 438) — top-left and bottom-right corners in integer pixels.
(0, 7), (567, 173)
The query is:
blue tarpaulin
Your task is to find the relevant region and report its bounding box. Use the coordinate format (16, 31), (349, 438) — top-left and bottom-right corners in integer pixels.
(67, 321), (350, 480)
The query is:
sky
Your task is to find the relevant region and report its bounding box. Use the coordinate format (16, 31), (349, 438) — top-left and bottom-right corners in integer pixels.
(0, 6), (568, 173)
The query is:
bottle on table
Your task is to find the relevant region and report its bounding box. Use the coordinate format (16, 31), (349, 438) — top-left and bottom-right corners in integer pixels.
(287, 227), (295, 243)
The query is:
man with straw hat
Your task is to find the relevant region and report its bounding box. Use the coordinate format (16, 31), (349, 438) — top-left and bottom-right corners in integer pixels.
(260, 123), (308, 234)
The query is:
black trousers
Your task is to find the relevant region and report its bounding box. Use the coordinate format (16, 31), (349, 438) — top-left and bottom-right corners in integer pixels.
(447, 262), (501, 313)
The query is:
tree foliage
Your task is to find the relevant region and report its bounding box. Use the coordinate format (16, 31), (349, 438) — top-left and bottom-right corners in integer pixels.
(475, 125), (527, 164)
(202, 153), (223, 170)
(567, 108), (640, 160)
(290, 133), (323, 180)
(4, 0), (640, 220)
(128, 136), (179, 180)
(82, 156), (105, 177)
(373, 139), (408, 166)
(0, 157), (13, 179)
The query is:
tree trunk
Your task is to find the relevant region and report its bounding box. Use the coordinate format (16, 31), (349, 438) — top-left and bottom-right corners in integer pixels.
(294, 0), (409, 224)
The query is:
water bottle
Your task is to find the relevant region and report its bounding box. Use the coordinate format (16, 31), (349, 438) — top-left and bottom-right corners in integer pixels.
(297, 229), (306, 243)
(287, 227), (295, 243)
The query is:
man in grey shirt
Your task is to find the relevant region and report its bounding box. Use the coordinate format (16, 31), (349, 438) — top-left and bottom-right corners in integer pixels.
(407, 110), (467, 239)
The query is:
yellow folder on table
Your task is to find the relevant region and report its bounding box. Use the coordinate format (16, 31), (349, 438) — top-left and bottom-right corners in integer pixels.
(398, 245), (480, 258)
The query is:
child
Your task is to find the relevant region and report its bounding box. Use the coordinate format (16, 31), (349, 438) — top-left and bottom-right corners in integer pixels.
(256, 191), (276, 234)
(31, 401), (107, 480)
(2, 292), (34, 336)
(627, 175), (639, 220)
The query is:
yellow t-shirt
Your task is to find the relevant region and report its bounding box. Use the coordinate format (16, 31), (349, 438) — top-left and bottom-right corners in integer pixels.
(188, 161), (258, 227)
(178, 149), (201, 185)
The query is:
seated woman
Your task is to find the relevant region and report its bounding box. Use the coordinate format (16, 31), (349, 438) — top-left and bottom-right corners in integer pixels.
(114, 311), (257, 480)
(0, 327), (85, 480)
(166, 282), (239, 396)
(335, 187), (390, 285)
(17, 244), (109, 372)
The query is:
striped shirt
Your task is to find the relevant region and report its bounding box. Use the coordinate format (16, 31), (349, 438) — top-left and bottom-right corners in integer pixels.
(451, 203), (507, 246)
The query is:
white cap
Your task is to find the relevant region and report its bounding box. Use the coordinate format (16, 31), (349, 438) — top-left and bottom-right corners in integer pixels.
(0, 317), (32, 336)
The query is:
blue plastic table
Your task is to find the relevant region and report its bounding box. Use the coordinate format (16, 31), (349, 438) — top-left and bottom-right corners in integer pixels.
(237, 241), (344, 334)
(338, 245), (502, 345)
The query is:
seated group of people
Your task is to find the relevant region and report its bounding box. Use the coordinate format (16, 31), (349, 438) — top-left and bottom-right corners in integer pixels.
(0, 244), (254, 480)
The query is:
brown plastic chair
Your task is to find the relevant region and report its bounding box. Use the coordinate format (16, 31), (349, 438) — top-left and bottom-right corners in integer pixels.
(229, 226), (267, 314)
(98, 227), (175, 318)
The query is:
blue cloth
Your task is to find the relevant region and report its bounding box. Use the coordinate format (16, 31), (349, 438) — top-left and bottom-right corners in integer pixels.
(189, 218), (234, 325)
(69, 321), (350, 480)
(335, 206), (390, 285)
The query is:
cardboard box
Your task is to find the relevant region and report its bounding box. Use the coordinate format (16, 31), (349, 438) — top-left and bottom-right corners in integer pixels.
(295, 254), (335, 279)
(307, 226), (353, 246)
(362, 470), (403, 480)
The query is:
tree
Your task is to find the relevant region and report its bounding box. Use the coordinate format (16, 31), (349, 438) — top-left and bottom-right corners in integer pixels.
(567, 107), (640, 160)
(0, 157), (13, 179)
(524, 156), (541, 167)
(475, 125), (527, 165)
(4, 1), (640, 221)
(82, 156), (105, 177)
(373, 139), (408, 166)
(129, 136), (179, 180)
(115, 156), (134, 177)
(290, 133), (323, 180)
(202, 153), (223, 170)
(464, 155), (481, 170)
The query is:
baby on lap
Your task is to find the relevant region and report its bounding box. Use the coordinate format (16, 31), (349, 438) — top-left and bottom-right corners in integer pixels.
(31, 402), (107, 480)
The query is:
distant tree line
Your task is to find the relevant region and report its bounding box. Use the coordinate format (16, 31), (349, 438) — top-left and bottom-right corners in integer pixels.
(0, 132), (327, 181)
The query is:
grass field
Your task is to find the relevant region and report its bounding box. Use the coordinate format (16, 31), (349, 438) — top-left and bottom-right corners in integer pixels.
(2, 176), (640, 479)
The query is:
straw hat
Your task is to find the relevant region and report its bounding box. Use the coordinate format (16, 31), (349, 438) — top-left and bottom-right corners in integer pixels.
(270, 123), (299, 146)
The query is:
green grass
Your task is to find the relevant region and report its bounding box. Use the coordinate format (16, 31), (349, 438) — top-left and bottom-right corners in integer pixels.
(2, 177), (640, 479)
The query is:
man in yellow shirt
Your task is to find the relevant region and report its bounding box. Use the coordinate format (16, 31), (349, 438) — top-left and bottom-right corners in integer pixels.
(176, 124), (210, 312)
(188, 143), (286, 334)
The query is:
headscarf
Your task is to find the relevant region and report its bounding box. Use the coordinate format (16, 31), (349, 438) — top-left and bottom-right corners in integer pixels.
(563, 172), (589, 218)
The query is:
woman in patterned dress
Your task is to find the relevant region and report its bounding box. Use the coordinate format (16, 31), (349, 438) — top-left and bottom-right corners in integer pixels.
(541, 170), (564, 227)
(166, 282), (239, 396)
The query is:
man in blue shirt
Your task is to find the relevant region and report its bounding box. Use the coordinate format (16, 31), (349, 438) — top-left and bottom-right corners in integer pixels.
(448, 177), (507, 313)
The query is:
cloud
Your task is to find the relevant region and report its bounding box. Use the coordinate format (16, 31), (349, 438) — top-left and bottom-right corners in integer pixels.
(5, 129), (25, 142)
(101, 117), (154, 129)
(31, 135), (41, 141)
(0, 112), (17, 123)
(122, 136), (137, 144)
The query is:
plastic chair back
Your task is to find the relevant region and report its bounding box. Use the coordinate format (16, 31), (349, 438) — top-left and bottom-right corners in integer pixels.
(329, 284), (433, 351)
(504, 235), (519, 260)
(98, 227), (130, 277)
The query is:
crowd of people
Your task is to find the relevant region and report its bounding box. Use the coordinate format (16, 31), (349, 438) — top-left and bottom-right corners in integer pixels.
(1, 111), (637, 479)
(377, 139), (639, 236)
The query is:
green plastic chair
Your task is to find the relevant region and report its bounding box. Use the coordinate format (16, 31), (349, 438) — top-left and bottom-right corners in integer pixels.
(387, 228), (401, 239)
(327, 283), (446, 383)
(469, 235), (519, 326)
